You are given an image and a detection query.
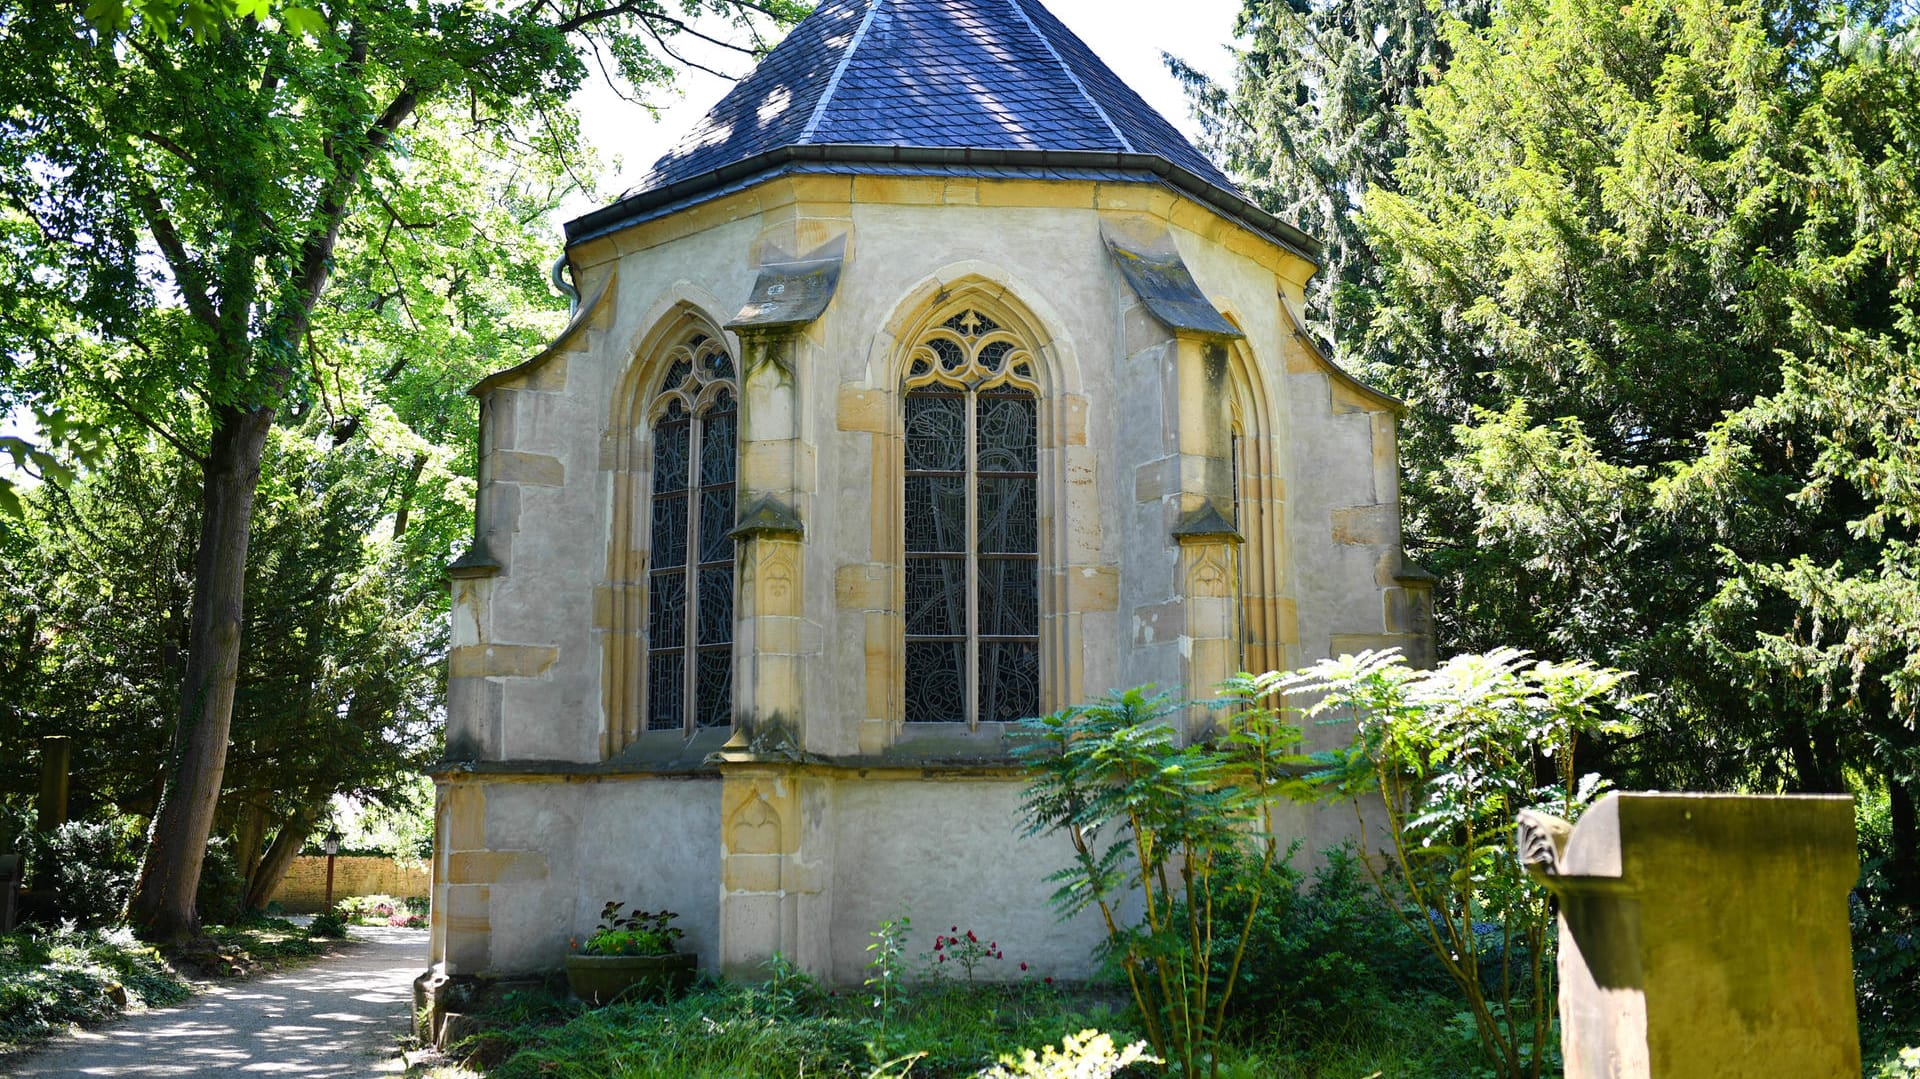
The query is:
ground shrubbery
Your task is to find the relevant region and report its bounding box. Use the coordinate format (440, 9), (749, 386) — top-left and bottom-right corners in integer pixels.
(438, 970), (1475, 1079)
(434, 872), (1483, 1079)
(447, 977), (1146, 1079)
(0, 925), (190, 1051)
(0, 916), (334, 1053)
(1855, 791), (1920, 1076)
(1206, 846), (1450, 1039)
(337, 893), (429, 927)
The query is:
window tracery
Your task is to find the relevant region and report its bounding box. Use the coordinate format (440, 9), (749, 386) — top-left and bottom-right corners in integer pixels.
(647, 333), (738, 733)
(903, 310), (1041, 725)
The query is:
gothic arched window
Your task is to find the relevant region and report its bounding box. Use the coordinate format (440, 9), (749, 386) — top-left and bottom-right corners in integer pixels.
(647, 334), (737, 733)
(902, 310), (1041, 725)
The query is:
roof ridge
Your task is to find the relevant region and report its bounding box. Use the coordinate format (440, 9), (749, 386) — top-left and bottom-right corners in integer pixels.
(1002, 0), (1133, 154)
(801, 0), (881, 145)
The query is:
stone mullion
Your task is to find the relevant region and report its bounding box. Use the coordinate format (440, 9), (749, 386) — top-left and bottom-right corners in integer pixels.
(681, 412), (703, 733)
(964, 388), (980, 729)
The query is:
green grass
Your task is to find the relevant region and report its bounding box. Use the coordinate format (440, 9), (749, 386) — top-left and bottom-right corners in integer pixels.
(429, 976), (1478, 1079)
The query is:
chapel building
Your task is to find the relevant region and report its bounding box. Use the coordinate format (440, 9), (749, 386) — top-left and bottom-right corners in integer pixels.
(428, 0), (1433, 987)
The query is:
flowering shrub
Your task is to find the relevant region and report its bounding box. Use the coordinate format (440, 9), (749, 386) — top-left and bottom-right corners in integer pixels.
(337, 894), (416, 926)
(929, 927), (1003, 981)
(387, 912), (428, 928)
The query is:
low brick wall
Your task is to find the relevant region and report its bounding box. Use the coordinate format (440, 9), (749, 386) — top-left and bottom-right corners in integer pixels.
(271, 855), (428, 913)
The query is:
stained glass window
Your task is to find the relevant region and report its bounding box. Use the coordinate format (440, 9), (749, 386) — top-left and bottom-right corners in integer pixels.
(647, 336), (737, 733)
(903, 310), (1041, 726)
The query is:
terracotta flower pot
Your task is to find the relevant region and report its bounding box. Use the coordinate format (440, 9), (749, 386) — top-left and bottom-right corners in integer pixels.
(564, 951), (698, 1005)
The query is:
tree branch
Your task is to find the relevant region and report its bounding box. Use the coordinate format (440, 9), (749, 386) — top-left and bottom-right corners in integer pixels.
(550, 1), (759, 56)
(283, 85), (421, 348)
(126, 175), (222, 334)
(92, 381), (206, 466)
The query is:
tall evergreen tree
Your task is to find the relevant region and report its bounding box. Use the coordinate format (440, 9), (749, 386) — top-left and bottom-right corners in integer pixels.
(1349, 0), (1920, 877)
(1176, 0), (1483, 349)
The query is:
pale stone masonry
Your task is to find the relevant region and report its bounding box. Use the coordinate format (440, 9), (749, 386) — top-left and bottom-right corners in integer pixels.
(427, 0), (1432, 988)
(1519, 793), (1861, 1077)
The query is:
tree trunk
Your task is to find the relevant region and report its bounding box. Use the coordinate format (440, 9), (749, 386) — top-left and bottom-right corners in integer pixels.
(244, 802), (319, 913)
(1890, 778), (1920, 908)
(127, 404), (274, 941)
(233, 795), (269, 892)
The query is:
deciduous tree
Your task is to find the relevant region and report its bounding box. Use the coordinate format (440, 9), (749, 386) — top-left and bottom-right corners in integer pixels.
(0, 0), (806, 941)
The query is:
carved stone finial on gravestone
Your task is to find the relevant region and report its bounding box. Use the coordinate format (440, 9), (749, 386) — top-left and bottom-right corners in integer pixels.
(1514, 807), (1572, 881)
(1519, 793), (1859, 1079)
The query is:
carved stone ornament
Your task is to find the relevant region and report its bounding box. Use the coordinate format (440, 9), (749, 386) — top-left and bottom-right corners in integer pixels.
(1515, 807), (1574, 882)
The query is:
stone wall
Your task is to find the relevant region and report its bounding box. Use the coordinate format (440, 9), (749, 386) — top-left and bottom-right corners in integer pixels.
(432, 170), (1428, 982)
(271, 855), (428, 913)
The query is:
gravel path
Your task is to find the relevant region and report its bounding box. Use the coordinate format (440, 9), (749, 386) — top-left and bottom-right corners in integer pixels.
(2, 926), (427, 1078)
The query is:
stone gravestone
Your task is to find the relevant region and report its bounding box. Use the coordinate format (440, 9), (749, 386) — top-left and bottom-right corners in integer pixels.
(1517, 792), (1859, 1079)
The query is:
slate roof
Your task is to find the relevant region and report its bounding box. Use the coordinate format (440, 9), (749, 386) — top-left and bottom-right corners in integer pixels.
(565, 0), (1319, 261)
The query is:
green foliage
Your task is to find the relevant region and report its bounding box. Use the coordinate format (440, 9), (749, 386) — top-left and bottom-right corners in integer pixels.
(439, 973), (1472, 1079)
(0, 434), (444, 905)
(1205, 846), (1448, 1038)
(1014, 681), (1307, 1077)
(1874, 1045), (1920, 1079)
(580, 903), (682, 957)
(1855, 788), (1920, 1063)
(1175, 0), (1483, 349)
(0, 453), (199, 814)
(1312, 0), (1920, 820)
(21, 813), (147, 927)
(332, 776), (436, 863)
(335, 893), (421, 925)
(0, 0), (806, 938)
(864, 912), (912, 1058)
(0, 924), (190, 1051)
(307, 910), (349, 938)
(1289, 648), (1629, 1079)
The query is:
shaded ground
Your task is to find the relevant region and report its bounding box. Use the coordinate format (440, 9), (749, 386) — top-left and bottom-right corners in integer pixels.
(1, 925), (426, 1078)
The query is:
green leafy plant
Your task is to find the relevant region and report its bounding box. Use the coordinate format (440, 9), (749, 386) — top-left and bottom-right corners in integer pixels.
(337, 894), (408, 925)
(306, 910), (349, 938)
(578, 902), (682, 957)
(0, 924), (190, 1051)
(1204, 844), (1448, 1038)
(1290, 647), (1629, 1079)
(864, 913), (912, 1059)
(1014, 681), (1307, 1077)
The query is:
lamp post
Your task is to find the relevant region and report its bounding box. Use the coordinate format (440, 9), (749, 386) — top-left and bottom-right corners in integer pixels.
(322, 827), (342, 914)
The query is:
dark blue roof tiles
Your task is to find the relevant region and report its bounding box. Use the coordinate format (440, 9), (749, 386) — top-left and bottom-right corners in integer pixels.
(632, 0), (867, 191)
(811, 0), (1117, 151)
(1008, 0), (1239, 189)
(587, 0), (1320, 261)
(633, 0), (1238, 191)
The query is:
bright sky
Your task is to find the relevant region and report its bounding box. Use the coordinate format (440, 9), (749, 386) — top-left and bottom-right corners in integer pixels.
(565, 0), (1246, 216)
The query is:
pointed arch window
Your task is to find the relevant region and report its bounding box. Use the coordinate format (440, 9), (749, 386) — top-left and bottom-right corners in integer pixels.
(647, 334), (737, 733)
(903, 310), (1041, 725)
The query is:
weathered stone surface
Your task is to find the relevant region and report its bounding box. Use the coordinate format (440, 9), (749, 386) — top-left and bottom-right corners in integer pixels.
(433, 98), (1424, 992)
(1528, 793), (1859, 1079)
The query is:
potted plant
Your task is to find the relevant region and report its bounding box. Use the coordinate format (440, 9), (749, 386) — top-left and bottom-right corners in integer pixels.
(563, 901), (697, 1005)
